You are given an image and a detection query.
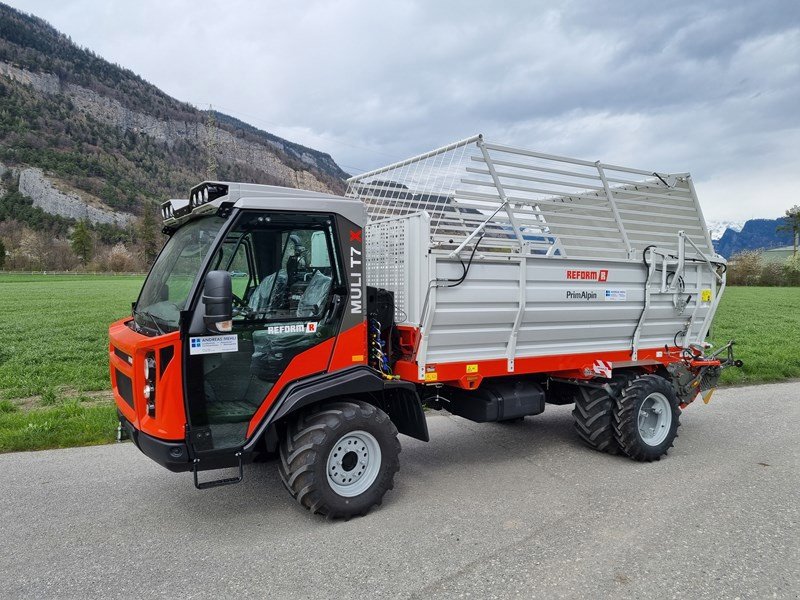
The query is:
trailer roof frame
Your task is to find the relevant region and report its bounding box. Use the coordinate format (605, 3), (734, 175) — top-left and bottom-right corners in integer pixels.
(346, 134), (718, 262)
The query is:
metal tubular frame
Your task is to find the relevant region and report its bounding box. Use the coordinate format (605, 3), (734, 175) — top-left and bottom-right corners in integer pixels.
(346, 134), (717, 263)
(596, 162), (633, 258)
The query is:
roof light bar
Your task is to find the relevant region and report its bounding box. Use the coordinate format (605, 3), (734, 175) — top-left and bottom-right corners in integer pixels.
(160, 199), (190, 225)
(161, 183), (229, 225)
(189, 182), (229, 209)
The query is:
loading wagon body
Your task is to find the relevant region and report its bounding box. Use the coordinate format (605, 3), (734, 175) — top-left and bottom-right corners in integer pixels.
(350, 135), (725, 387)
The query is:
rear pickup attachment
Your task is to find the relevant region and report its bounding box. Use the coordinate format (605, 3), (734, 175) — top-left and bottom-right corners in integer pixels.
(668, 340), (742, 407)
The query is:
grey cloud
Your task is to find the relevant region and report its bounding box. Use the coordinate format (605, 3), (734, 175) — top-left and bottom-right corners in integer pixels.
(5, 0), (800, 219)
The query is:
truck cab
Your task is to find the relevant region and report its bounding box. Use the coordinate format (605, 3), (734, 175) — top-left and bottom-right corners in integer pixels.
(110, 182), (426, 516)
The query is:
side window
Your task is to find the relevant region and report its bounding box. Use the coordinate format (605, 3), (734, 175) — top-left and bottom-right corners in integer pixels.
(215, 234), (256, 311)
(206, 212), (340, 323)
(248, 226), (335, 320)
(228, 239), (254, 302)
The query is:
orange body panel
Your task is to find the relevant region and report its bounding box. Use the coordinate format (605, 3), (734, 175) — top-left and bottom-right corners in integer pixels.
(394, 341), (684, 388)
(246, 337), (336, 437)
(108, 318), (186, 440)
(110, 317), (370, 444)
(328, 321), (368, 372)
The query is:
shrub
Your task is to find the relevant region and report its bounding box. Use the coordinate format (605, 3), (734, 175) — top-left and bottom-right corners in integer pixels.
(759, 262), (784, 286)
(727, 251), (763, 286)
(105, 242), (139, 272)
(785, 253), (800, 286)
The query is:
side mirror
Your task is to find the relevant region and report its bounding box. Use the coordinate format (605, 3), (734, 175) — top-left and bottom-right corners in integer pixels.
(203, 270), (233, 332)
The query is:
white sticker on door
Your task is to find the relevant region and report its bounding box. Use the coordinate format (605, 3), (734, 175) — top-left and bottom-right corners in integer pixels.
(604, 289), (627, 301)
(189, 334), (239, 355)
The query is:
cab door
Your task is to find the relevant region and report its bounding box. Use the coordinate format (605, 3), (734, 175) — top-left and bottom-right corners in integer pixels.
(184, 211), (343, 453)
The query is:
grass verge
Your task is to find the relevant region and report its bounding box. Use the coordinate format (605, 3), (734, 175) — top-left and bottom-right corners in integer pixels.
(710, 286), (800, 385)
(0, 400), (118, 453)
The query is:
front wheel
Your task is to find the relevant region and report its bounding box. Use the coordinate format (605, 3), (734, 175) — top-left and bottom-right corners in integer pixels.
(613, 374), (681, 462)
(278, 400), (400, 518)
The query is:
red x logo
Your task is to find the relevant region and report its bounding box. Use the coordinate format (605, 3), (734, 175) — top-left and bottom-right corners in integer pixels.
(350, 229), (362, 242)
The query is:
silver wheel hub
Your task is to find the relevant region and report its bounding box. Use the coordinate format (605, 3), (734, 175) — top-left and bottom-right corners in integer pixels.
(326, 430), (382, 497)
(637, 392), (672, 446)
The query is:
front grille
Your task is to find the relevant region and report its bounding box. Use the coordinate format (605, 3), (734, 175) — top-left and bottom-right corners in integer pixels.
(114, 347), (132, 364)
(115, 369), (134, 408)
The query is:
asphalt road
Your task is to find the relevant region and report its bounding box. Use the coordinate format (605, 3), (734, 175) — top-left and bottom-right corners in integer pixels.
(1, 381), (798, 599)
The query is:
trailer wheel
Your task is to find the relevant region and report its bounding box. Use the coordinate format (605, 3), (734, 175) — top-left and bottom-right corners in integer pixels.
(278, 400), (400, 519)
(571, 375), (631, 455)
(613, 374), (680, 462)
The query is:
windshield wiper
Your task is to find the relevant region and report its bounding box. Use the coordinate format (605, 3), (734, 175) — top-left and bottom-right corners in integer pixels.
(133, 306), (166, 336)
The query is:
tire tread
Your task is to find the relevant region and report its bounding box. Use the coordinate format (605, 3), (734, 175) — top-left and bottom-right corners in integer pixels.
(612, 374), (681, 462)
(571, 375), (631, 455)
(278, 400), (399, 519)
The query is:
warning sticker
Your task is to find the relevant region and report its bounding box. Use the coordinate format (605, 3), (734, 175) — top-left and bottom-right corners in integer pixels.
(604, 289), (627, 302)
(189, 334), (238, 355)
(700, 289), (712, 304)
(466, 364), (478, 373)
(592, 360), (613, 378)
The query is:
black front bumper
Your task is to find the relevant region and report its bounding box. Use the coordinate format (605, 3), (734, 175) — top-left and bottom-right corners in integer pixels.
(118, 412), (192, 473)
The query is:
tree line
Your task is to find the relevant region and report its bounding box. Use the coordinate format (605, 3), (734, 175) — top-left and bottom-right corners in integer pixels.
(725, 205), (800, 286)
(0, 209), (162, 273)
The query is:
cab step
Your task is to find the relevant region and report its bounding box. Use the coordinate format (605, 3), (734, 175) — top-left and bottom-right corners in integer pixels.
(192, 452), (243, 490)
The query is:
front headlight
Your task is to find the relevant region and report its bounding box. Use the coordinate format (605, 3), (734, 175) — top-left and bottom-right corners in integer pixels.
(144, 356), (156, 381)
(143, 353), (156, 416)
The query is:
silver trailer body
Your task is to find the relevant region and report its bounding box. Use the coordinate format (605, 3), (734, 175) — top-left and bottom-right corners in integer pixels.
(348, 135), (726, 379)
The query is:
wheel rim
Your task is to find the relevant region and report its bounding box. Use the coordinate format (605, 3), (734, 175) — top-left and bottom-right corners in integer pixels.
(326, 430), (382, 497)
(637, 392), (672, 446)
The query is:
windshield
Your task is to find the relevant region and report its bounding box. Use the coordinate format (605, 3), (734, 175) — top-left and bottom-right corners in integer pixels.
(135, 216), (226, 333)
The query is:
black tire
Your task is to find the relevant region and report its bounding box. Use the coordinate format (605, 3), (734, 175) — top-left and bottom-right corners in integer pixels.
(571, 375), (630, 455)
(612, 374), (680, 462)
(278, 400), (400, 519)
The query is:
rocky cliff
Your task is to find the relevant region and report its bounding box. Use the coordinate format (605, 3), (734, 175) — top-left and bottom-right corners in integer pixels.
(0, 3), (349, 236)
(18, 167), (135, 227)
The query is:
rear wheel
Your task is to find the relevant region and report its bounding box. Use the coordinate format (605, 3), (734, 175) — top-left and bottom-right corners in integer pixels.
(571, 375), (631, 455)
(613, 374), (680, 462)
(278, 400), (400, 518)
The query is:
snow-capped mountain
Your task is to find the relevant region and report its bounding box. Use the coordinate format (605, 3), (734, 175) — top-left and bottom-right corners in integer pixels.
(707, 220), (745, 241)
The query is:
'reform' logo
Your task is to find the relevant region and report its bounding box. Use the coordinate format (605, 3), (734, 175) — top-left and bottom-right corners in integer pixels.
(566, 269), (609, 282)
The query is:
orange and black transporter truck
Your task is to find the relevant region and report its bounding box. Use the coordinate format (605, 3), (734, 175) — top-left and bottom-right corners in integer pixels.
(110, 137), (741, 518)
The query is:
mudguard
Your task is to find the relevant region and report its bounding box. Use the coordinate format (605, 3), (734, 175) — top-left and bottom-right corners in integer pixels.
(244, 366), (429, 452)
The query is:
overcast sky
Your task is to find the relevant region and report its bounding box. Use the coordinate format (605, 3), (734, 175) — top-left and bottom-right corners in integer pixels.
(8, 0), (800, 220)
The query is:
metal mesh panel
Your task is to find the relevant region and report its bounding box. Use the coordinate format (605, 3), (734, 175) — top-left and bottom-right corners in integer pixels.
(365, 218), (408, 321)
(364, 212), (429, 324)
(347, 135), (715, 261)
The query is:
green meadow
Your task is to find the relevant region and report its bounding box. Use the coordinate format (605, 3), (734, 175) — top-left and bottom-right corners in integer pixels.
(0, 274), (797, 451)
